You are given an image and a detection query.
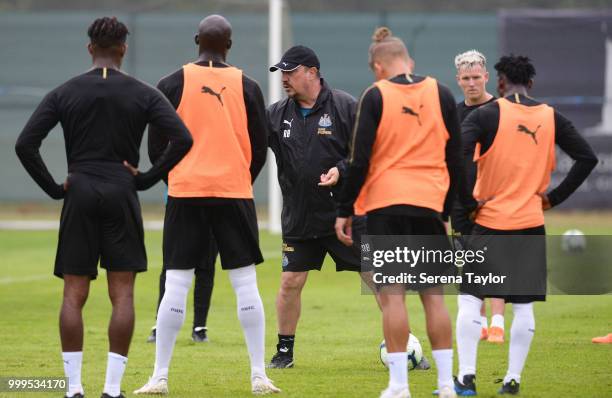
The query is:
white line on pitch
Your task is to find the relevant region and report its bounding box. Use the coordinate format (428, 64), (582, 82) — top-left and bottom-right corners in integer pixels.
(0, 274), (50, 285)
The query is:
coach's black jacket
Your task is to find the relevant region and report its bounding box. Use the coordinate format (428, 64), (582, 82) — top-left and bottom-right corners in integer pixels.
(268, 79), (356, 240)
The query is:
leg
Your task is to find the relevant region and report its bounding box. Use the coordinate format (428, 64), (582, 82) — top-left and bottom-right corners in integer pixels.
(104, 271), (136, 397)
(480, 300), (487, 317)
(491, 298), (506, 317)
(135, 269), (194, 395)
(156, 268), (166, 314)
(229, 265), (280, 393)
(60, 275), (90, 351)
(359, 271), (382, 310)
(420, 287), (453, 392)
(154, 269), (193, 378)
(146, 268), (166, 343)
(193, 242), (216, 330)
(269, 271), (308, 368)
(455, 294), (483, 392)
(107, 271), (136, 355)
(276, 271), (308, 335)
(479, 299), (488, 340)
(60, 275), (90, 397)
(488, 297), (506, 343)
(379, 285), (409, 393)
(505, 302), (535, 384)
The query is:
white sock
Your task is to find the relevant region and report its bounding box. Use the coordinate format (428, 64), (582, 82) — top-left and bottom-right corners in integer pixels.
(481, 316), (488, 329)
(432, 349), (453, 390)
(505, 303), (535, 384)
(229, 265), (266, 379)
(152, 269), (193, 381)
(62, 351), (83, 396)
(103, 352), (127, 396)
(456, 294), (483, 380)
(387, 352), (408, 389)
(491, 314), (505, 330)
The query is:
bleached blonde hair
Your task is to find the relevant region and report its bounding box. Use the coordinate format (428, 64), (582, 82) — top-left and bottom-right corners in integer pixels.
(454, 50), (487, 71)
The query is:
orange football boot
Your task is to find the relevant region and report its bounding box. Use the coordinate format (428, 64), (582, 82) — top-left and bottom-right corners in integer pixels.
(487, 326), (505, 344)
(592, 333), (612, 344)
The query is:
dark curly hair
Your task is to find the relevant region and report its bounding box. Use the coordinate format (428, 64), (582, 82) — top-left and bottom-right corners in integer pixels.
(494, 54), (536, 86)
(87, 17), (129, 48)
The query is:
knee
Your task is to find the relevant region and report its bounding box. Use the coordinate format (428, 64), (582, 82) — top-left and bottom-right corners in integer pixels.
(457, 294), (483, 314)
(379, 291), (404, 310)
(512, 303), (535, 329)
(165, 269), (194, 292)
(279, 273), (307, 294)
(109, 289), (134, 307)
(63, 288), (88, 308)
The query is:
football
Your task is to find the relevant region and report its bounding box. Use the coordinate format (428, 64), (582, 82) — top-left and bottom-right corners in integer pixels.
(561, 229), (586, 253)
(379, 333), (423, 370)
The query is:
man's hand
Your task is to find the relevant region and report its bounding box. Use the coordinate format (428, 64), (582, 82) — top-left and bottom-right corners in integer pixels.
(335, 216), (353, 246)
(538, 192), (551, 210)
(123, 160), (139, 176)
(319, 167), (340, 187)
(469, 196), (495, 222)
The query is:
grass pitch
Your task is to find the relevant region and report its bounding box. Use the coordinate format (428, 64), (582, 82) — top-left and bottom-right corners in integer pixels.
(0, 212), (611, 397)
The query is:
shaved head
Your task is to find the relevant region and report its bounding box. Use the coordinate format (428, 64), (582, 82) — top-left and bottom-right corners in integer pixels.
(195, 14), (232, 58)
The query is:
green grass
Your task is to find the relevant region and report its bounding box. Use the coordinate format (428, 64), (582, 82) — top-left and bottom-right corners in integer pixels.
(0, 216), (611, 398)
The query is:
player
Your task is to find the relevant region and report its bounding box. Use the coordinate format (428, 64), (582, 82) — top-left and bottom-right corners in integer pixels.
(134, 15), (280, 395)
(15, 17), (193, 398)
(452, 49), (505, 344)
(266, 45), (383, 369)
(336, 27), (464, 398)
(455, 55), (598, 396)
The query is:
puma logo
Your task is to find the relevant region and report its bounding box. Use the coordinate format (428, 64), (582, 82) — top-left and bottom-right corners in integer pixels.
(201, 86), (226, 105)
(402, 105), (424, 126)
(283, 119), (293, 128)
(517, 124), (540, 144)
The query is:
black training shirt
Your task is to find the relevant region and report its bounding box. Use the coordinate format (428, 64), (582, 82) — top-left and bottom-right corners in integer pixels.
(451, 96), (496, 234)
(15, 68), (193, 199)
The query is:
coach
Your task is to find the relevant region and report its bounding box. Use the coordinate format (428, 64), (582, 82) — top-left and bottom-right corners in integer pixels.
(267, 45), (376, 369)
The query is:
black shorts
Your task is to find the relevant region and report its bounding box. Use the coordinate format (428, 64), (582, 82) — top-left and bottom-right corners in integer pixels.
(366, 213), (455, 291)
(281, 216), (365, 272)
(459, 223), (546, 303)
(54, 173), (147, 279)
(163, 197), (263, 270)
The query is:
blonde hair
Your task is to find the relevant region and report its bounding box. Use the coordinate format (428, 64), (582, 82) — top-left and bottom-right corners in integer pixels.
(454, 49), (487, 71)
(369, 27), (410, 67)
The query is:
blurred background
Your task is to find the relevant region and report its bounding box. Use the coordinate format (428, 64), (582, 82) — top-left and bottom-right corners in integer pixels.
(1, 0), (610, 222)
